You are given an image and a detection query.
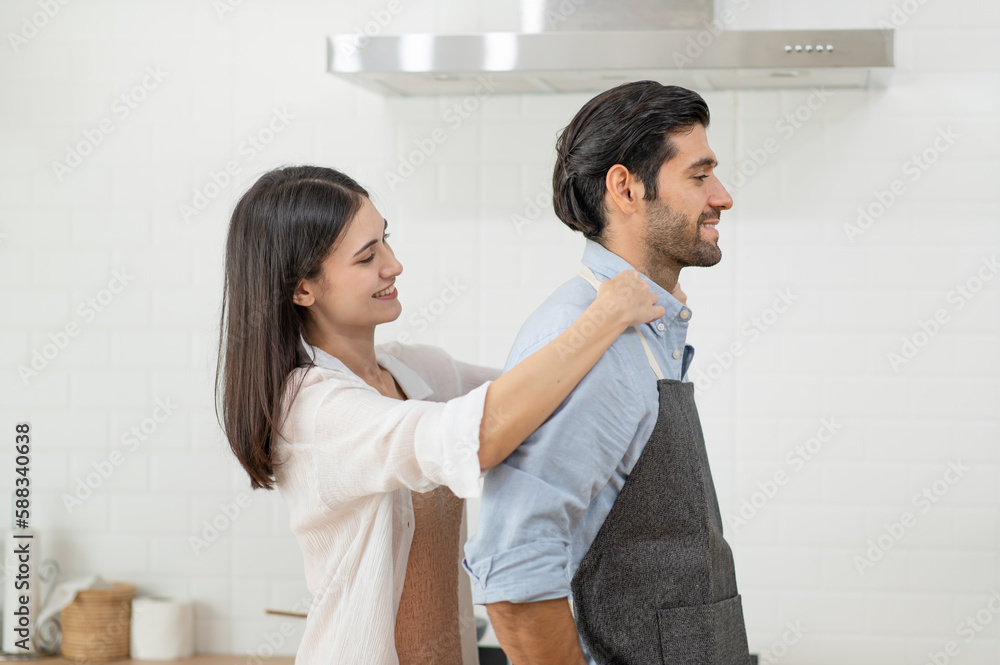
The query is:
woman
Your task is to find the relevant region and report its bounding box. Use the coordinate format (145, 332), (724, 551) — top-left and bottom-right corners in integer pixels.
(216, 165), (664, 665)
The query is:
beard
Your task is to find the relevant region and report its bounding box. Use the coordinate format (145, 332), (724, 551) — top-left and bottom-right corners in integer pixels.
(643, 197), (723, 270)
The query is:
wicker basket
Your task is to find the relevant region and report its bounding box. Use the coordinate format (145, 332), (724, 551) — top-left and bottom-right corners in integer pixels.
(60, 582), (136, 662)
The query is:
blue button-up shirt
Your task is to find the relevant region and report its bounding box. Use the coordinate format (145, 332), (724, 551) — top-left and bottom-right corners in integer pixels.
(463, 240), (695, 652)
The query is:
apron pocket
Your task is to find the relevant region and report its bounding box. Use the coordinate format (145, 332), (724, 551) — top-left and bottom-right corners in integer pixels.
(656, 594), (750, 665)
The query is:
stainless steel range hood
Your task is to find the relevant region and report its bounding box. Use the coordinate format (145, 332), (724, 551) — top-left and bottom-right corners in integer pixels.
(327, 0), (893, 95)
(327, 29), (894, 95)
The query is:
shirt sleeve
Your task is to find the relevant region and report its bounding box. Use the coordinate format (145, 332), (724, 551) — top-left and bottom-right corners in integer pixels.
(462, 339), (645, 604)
(288, 367), (490, 503)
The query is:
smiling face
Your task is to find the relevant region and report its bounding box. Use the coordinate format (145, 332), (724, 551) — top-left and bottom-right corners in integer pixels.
(642, 124), (733, 271)
(292, 197), (403, 335)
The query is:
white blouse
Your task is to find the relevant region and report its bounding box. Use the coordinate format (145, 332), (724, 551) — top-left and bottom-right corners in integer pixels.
(274, 340), (498, 665)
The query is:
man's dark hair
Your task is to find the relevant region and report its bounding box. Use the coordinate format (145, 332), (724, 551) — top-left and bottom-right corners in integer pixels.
(552, 81), (710, 238)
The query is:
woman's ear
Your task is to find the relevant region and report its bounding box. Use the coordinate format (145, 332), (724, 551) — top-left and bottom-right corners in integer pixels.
(291, 279), (314, 307)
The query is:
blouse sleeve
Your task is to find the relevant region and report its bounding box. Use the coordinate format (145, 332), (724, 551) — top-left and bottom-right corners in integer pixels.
(288, 367), (489, 504)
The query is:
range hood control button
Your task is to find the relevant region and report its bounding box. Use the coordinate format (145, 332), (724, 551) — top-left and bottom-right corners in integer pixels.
(785, 44), (833, 54)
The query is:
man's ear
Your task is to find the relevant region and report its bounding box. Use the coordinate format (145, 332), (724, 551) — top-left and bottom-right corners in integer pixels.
(605, 164), (645, 217)
(291, 279), (314, 307)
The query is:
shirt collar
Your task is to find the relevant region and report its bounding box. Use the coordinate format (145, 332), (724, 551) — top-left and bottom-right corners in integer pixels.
(581, 239), (691, 334)
(298, 335), (433, 400)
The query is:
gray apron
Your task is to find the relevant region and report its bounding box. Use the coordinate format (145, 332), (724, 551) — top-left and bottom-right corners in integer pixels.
(570, 266), (751, 665)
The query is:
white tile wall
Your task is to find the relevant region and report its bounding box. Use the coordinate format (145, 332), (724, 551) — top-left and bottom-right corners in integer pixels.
(0, 0), (997, 661)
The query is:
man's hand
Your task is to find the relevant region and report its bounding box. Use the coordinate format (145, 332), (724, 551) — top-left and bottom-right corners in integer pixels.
(486, 598), (587, 665)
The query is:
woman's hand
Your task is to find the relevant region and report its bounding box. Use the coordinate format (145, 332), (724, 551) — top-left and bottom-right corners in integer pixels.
(670, 280), (687, 305)
(477, 270), (664, 471)
(594, 270), (666, 329)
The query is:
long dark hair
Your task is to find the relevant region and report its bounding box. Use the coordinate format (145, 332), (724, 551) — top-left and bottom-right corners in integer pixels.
(216, 165), (369, 490)
(552, 81), (710, 239)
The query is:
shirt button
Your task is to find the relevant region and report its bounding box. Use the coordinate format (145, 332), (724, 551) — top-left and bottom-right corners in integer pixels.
(656, 323), (665, 332)
(679, 309), (690, 320)
(672, 349), (681, 359)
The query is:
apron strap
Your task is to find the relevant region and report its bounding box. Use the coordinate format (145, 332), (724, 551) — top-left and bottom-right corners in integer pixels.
(577, 265), (665, 381)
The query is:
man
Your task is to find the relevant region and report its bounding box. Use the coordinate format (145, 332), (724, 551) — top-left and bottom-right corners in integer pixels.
(463, 81), (751, 665)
